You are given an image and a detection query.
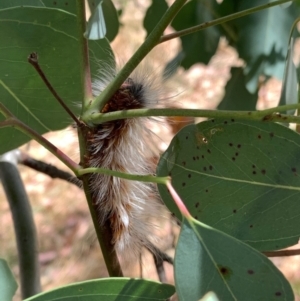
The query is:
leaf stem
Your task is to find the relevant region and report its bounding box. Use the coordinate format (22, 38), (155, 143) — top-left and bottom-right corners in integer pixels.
(84, 0), (188, 115)
(159, 0), (292, 44)
(264, 249), (300, 257)
(82, 106), (300, 125)
(76, 0), (93, 111)
(28, 52), (82, 126)
(78, 167), (169, 184)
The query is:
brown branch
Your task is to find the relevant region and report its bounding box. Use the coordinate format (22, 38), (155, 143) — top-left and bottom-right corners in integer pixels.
(263, 249), (300, 257)
(27, 52), (82, 126)
(18, 152), (82, 188)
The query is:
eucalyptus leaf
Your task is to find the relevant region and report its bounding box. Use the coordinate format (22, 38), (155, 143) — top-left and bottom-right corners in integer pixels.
(0, 259), (18, 301)
(217, 67), (258, 111)
(0, 6), (112, 155)
(278, 38), (298, 114)
(157, 119), (300, 251)
(175, 219), (293, 301)
(23, 278), (175, 301)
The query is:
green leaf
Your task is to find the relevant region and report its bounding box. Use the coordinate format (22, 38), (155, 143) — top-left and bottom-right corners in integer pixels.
(278, 38), (298, 114)
(235, 1), (300, 92)
(143, 0), (168, 37)
(24, 278), (175, 301)
(0, 0), (44, 9)
(41, 0), (76, 14)
(157, 119), (300, 251)
(0, 259), (18, 301)
(171, 0), (220, 69)
(0, 7), (112, 155)
(175, 219), (294, 301)
(88, 0), (119, 41)
(217, 67), (258, 111)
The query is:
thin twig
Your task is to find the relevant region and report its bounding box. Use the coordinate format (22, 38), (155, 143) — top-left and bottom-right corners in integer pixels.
(159, 0), (292, 44)
(27, 52), (82, 126)
(264, 249), (300, 257)
(18, 151), (82, 188)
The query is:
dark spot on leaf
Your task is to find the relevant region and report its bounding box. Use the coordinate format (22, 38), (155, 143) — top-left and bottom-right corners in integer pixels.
(258, 135), (261, 139)
(182, 182), (186, 187)
(247, 269), (254, 275)
(231, 119), (235, 122)
(202, 155), (204, 159)
(205, 189), (208, 193)
(186, 136), (188, 140)
(218, 265), (232, 279)
(193, 157), (196, 161)
(233, 209), (237, 213)
(229, 143), (233, 147)
(188, 174), (191, 178)
(261, 169), (266, 175)
(65, 2), (68, 5)
(232, 157), (236, 161)
(292, 167), (297, 173)
(207, 149), (211, 154)
(168, 172), (172, 176)
(250, 225), (253, 228)
(202, 137), (208, 143)
(252, 164), (256, 169)
(283, 116), (287, 120)
(194, 215), (198, 219)
(211, 119), (215, 122)
(237, 144), (241, 148)
(248, 112), (252, 115)
(209, 165), (213, 170)
(196, 156), (199, 160)
(203, 167), (207, 171)
(235, 152), (239, 156)
(270, 132), (274, 138)
(224, 120), (228, 124)
(275, 292), (282, 297)
(253, 171), (256, 175)
(195, 202), (199, 208)
(182, 161), (186, 166)
(53, 1), (57, 4)
(197, 146), (199, 150)
(78, 287), (83, 291)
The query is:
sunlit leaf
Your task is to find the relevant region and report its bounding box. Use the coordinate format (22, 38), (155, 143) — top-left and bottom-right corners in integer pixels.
(0, 259), (18, 301)
(157, 119), (300, 251)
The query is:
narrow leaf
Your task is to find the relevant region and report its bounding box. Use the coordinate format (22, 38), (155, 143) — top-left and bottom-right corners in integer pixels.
(278, 38), (298, 114)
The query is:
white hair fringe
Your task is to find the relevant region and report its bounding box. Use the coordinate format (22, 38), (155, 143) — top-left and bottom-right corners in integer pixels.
(86, 62), (167, 264)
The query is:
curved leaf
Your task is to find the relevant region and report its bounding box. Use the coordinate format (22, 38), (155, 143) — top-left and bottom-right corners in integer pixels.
(143, 0), (168, 37)
(217, 67), (258, 111)
(235, 0), (300, 92)
(0, 7), (112, 154)
(157, 119), (300, 251)
(24, 278), (175, 301)
(175, 219), (293, 301)
(0, 258), (18, 301)
(171, 0), (220, 69)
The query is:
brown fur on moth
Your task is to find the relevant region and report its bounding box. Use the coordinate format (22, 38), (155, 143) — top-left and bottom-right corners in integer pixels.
(85, 63), (167, 264)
